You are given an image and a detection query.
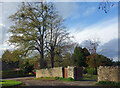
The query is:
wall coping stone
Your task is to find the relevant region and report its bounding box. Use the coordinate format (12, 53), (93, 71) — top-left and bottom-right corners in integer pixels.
(99, 66), (120, 69)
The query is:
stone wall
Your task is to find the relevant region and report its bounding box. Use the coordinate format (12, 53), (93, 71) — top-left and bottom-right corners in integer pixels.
(36, 66), (83, 80)
(98, 66), (120, 82)
(36, 67), (64, 78)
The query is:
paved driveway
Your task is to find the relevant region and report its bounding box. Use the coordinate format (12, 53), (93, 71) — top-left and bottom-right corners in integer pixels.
(3, 77), (97, 86)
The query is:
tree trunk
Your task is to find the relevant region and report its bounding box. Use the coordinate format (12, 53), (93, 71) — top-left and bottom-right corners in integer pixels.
(51, 55), (54, 68)
(94, 54), (97, 75)
(95, 67), (97, 75)
(40, 35), (44, 69)
(40, 49), (44, 69)
(51, 47), (55, 68)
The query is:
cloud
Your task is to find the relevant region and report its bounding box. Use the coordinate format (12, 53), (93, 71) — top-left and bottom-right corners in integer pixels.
(83, 6), (96, 16)
(99, 38), (118, 61)
(70, 17), (118, 45)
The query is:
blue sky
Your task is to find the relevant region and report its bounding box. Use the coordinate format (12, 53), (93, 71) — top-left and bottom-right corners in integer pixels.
(54, 2), (118, 61)
(0, 2), (119, 61)
(55, 2), (118, 29)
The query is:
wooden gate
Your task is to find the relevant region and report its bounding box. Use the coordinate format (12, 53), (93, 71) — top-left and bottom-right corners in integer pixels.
(76, 67), (83, 80)
(64, 68), (68, 78)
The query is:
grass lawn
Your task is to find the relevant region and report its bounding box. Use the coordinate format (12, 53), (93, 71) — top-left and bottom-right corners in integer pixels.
(0, 80), (22, 87)
(82, 74), (97, 81)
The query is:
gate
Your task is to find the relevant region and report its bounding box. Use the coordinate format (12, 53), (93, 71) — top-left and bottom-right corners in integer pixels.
(76, 67), (83, 80)
(64, 68), (68, 78)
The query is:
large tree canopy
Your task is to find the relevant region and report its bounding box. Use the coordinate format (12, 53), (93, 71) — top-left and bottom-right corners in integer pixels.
(9, 2), (50, 68)
(8, 2), (71, 68)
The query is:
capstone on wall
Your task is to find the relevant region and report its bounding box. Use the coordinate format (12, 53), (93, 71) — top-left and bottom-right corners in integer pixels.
(98, 66), (120, 82)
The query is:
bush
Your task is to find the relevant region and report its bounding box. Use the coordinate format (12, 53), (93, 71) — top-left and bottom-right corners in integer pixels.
(21, 61), (34, 74)
(55, 77), (59, 79)
(67, 77), (74, 81)
(2, 70), (24, 78)
(58, 77), (74, 81)
(87, 68), (96, 75)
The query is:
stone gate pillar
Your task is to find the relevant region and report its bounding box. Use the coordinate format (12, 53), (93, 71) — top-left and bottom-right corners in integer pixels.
(67, 66), (77, 79)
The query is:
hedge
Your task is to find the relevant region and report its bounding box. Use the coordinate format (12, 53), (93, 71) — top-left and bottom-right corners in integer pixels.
(2, 70), (34, 78)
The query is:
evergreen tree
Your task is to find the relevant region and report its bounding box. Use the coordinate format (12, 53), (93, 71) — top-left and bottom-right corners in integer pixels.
(72, 46), (90, 67)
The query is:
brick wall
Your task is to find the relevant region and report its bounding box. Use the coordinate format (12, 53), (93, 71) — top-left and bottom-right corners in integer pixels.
(98, 66), (120, 82)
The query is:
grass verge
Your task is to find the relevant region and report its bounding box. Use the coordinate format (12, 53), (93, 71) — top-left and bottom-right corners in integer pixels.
(96, 81), (120, 86)
(0, 80), (22, 87)
(34, 77), (74, 81)
(34, 74), (97, 81)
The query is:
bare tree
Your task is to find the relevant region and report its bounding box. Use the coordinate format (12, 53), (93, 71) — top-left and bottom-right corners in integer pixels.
(98, 0), (114, 13)
(82, 38), (100, 74)
(44, 3), (73, 68)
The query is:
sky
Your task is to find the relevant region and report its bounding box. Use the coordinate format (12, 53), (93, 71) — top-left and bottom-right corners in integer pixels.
(0, 1), (119, 61)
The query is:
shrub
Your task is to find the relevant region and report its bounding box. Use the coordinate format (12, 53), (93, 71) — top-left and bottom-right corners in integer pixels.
(2, 70), (25, 78)
(55, 77), (59, 79)
(58, 77), (74, 81)
(67, 77), (74, 81)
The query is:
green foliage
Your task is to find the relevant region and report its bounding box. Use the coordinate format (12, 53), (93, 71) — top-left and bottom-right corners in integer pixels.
(20, 59), (34, 73)
(8, 2), (55, 68)
(96, 81), (120, 86)
(2, 50), (22, 63)
(0, 80), (22, 87)
(58, 77), (74, 81)
(87, 68), (96, 75)
(8, 2), (70, 68)
(2, 49), (24, 70)
(87, 54), (113, 68)
(72, 46), (90, 67)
